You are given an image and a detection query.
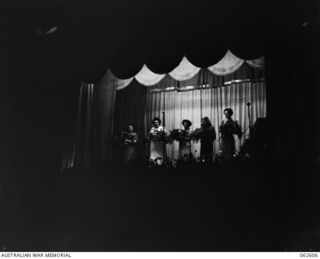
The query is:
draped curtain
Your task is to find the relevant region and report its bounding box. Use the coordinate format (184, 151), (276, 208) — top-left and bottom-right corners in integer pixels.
(66, 82), (98, 168)
(64, 71), (118, 168)
(112, 50), (264, 90)
(114, 64), (266, 161)
(61, 51), (266, 169)
(145, 82), (266, 160)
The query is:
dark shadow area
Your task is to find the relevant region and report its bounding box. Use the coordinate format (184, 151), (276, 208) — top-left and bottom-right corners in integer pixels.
(0, 157), (320, 251)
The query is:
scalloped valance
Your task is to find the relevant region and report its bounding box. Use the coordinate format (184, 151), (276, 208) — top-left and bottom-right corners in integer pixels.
(97, 50), (264, 90)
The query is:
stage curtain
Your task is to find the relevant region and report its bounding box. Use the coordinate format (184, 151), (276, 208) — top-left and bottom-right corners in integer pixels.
(65, 82), (97, 168)
(145, 62), (265, 92)
(98, 71), (118, 162)
(246, 57), (265, 69)
(112, 63), (266, 162)
(135, 65), (166, 86)
(146, 81), (266, 161)
(63, 71), (119, 168)
(168, 57), (201, 81)
(207, 50), (244, 76)
(106, 50), (264, 89)
(61, 60), (266, 169)
(112, 80), (148, 162)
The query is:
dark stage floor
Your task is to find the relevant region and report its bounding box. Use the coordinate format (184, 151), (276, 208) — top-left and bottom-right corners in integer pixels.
(0, 161), (320, 251)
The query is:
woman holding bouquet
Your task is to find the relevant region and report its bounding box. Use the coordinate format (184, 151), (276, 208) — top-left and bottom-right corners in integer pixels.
(149, 117), (167, 164)
(219, 108), (242, 161)
(193, 117), (216, 163)
(122, 125), (138, 165)
(179, 119), (193, 159)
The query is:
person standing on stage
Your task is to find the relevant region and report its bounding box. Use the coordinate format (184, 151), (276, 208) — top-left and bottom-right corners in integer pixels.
(193, 117), (216, 163)
(219, 108), (242, 161)
(122, 125), (138, 165)
(178, 119), (193, 159)
(149, 117), (166, 165)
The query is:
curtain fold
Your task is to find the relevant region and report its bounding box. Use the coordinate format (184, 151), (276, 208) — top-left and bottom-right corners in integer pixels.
(66, 82), (96, 168)
(207, 50), (244, 76)
(168, 57), (201, 81)
(62, 71), (118, 168)
(145, 81), (266, 161)
(102, 50), (265, 89)
(246, 57), (265, 69)
(98, 71), (118, 162)
(143, 63), (265, 92)
(135, 65), (166, 86)
(61, 57), (266, 169)
(107, 70), (135, 91)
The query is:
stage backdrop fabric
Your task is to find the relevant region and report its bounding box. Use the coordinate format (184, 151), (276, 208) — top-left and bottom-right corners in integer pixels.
(62, 51), (266, 168)
(113, 64), (266, 162)
(114, 80), (266, 161)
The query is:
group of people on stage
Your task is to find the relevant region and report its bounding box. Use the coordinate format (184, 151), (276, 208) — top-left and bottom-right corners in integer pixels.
(119, 108), (243, 165)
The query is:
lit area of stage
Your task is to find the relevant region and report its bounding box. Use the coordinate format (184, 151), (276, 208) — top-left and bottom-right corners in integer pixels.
(62, 51), (266, 169)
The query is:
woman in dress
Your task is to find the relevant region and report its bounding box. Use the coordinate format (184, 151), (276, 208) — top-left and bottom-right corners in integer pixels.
(122, 125), (138, 165)
(179, 119), (193, 159)
(219, 108), (242, 161)
(193, 117), (216, 163)
(149, 117), (166, 165)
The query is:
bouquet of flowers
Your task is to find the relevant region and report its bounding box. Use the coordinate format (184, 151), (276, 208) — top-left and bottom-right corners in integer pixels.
(149, 129), (170, 143)
(191, 128), (202, 142)
(191, 127), (216, 142)
(169, 129), (183, 141)
(119, 131), (136, 145)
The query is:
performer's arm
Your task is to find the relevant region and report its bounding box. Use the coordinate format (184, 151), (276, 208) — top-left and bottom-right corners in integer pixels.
(124, 138), (132, 144)
(149, 129), (154, 138)
(234, 122), (243, 139)
(182, 131), (191, 141)
(133, 133), (138, 143)
(212, 126), (217, 141)
(218, 121), (224, 133)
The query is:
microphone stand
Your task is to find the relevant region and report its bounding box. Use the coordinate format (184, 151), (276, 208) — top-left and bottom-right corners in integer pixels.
(247, 102), (252, 137)
(162, 111), (167, 164)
